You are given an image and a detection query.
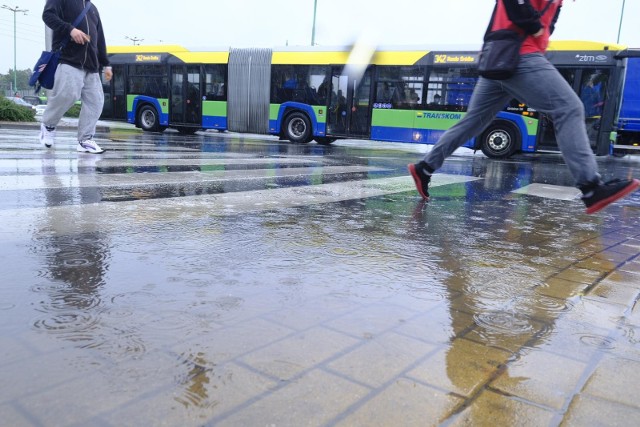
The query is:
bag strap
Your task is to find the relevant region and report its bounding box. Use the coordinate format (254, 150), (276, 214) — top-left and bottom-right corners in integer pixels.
(58, 2), (93, 51)
(539, 0), (555, 18)
(485, 0), (557, 40)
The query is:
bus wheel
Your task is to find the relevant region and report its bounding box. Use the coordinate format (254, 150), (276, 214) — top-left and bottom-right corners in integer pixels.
(284, 112), (311, 143)
(138, 105), (161, 132)
(480, 121), (519, 159)
(315, 137), (336, 145)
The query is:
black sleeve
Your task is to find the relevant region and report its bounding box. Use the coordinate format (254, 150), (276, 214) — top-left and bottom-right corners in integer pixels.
(550, 4), (561, 35)
(42, 0), (73, 36)
(502, 0), (543, 35)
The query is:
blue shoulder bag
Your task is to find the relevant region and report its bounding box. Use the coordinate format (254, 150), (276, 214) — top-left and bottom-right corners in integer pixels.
(29, 2), (93, 93)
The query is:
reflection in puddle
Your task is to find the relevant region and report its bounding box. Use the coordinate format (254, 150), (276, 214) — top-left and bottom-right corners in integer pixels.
(175, 352), (219, 410)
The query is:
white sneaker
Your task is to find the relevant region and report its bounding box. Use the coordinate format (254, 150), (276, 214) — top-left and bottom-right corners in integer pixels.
(39, 123), (56, 148)
(77, 140), (105, 154)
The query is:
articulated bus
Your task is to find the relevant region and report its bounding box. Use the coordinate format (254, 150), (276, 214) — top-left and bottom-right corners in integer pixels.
(101, 41), (640, 158)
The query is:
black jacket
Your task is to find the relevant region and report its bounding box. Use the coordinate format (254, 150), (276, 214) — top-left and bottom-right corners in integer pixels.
(43, 0), (109, 73)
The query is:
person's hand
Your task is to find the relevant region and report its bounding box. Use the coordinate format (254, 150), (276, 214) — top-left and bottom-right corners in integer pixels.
(104, 67), (113, 82)
(533, 28), (545, 38)
(70, 28), (90, 45)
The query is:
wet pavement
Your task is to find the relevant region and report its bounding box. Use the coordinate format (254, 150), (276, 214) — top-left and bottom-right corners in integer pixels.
(1, 123), (640, 426)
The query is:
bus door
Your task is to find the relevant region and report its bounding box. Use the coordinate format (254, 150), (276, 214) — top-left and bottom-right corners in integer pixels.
(326, 66), (372, 138)
(579, 69), (612, 154)
(170, 65), (202, 126)
(101, 64), (126, 120)
(537, 68), (611, 153)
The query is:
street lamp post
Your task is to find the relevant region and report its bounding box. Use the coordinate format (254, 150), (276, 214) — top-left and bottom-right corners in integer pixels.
(125, 36), (144, 46)
(616, 0), (626, 44)
(2, 5), (29, 94)
(311, 0), (318, 46)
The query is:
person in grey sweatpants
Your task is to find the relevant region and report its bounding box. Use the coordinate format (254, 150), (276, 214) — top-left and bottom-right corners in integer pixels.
(39, 0), (111, 154)
(408, 0), (639, 214)
(42, 64), (105, 147)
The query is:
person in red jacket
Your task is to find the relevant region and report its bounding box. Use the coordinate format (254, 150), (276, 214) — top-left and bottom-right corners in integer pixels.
(408, 0), (639, 214)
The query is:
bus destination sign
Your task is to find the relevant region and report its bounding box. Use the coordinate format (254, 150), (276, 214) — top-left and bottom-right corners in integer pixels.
(434, 54), (477, 64)
(135, 54), (162, 63)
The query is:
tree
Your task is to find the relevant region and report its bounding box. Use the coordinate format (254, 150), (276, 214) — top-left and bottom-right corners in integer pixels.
(0, 69), (34, 93)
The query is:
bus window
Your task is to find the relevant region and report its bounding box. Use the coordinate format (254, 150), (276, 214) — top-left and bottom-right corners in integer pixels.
(127, 64), (168, 99)
(205, 65), (226, 101)
(375, 66), (426, 109)
(580, 70), (610, 149)
(426, 67), (478, 112)
(580, 70), (608, 117)
(270, 65), (326, 105)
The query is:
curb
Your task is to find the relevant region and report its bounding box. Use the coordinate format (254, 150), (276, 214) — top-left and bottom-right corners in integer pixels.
(0, 121), (117, 133)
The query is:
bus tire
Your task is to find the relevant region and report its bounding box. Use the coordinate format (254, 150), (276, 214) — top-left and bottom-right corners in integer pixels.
(283, 112), (311, 143)
(480, 121), (519, 159)
(315, 137), (336, 145)
(138, 104), (161, 132)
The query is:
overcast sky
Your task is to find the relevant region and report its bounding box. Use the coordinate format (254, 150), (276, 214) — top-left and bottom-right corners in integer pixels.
(1, 0), (638, 75)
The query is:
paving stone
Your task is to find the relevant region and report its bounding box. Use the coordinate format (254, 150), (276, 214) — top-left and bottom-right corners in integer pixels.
(101, 361), (278, 427)
(214, 370), (370, 427)
(581, 355), (640, 409)
(334, 378), (463, 426)
(563, 394), (640, 426)
(585, 280), (640, 307)
(449, 390), (556, 426)
(16, 371), (138, 426)
(535, 277), (590, 299)
(492, 350), (588, 410)
(407, 338), (511, 397)
(240, 327), (359, 380)
(553, 267), (604, 285)
(327, 332), (437, 388)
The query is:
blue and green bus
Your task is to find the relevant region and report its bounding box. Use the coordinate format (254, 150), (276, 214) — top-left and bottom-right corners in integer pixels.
(612, 48), (640, 153)
(101, 41), (638, 158)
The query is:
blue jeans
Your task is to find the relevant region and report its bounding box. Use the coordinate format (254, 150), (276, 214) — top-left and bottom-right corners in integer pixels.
(423, 53), (600, 188)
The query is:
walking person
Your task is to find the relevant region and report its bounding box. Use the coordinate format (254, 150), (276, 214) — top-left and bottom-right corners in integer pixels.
(39, 0), (111, 154)
(408, 0), (639, 214)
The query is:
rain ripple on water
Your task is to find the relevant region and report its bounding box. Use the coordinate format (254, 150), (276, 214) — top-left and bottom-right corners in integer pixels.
(473, 310), (536, 336)
(32, 311), (101, 336)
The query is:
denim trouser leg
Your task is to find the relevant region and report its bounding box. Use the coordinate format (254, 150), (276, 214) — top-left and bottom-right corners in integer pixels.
(423, 78), (511, 172)
(423, 54), (600, 187)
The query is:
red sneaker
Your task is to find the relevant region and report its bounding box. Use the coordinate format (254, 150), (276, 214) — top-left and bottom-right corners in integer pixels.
(582, 179), (640, 214)
(408, 162), (432, 201)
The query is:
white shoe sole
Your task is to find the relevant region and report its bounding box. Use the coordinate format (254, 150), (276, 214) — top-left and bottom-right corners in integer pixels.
(77, 144), (105, 154)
